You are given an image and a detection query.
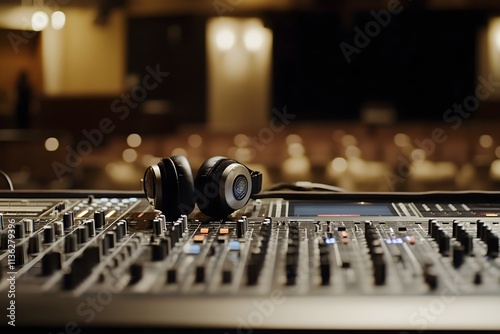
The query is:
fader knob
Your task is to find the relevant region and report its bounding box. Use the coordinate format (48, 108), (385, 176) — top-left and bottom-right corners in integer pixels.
(14, 222), (25, 239)
(85, 219), (96, 237)
(439, 235), (450, 256)
(43, 226), (55, 243)
(424, 265), (438, 290)
(461, 234), (473, 255)
(64, 234), (78, 253)
(473, 272), (482, 285)
(15, 244), (25, 266)
(195, 265), (205, 283)
(452, 245), (465, 268)
(151, 244), (167, 261)
(106, 231), (116, 249)
(28, 234), (41, 254)
(42, 252), (62, 276)
(94, 211), (105, 228)
(63, 212), (74, 229)
(487, 235), (499, 258)
(477, 220), (484, 239)
(129, 263), (143, 285)
(77, 226), (89, 244)
(320, 256), (330, 286)
(0, 233), (8, 250)
(152, 219), (161, 236)
(372, 247), (385, 286)
(236, 219), (247, 238)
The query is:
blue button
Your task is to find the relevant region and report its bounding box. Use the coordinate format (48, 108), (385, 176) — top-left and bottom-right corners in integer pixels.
(185, 244), (201, 255)
(229, 241), (240, 251)
(325, 238), (336, 244)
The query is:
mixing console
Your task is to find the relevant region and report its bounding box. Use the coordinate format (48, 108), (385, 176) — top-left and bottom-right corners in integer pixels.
(0, 190), (499, 331)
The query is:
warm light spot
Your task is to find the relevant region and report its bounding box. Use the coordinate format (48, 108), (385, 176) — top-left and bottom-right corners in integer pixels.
(234, 134), (249, 147)
(286, 134), (302, 145)
(394, 133), (410, 147)
(235, 147), (255, 162)
(490, 160), (500, 179)
(51, 11), (65, 30)
(44, 137), (59, 151)
(172, 148), (188, 156)
(122, 149), (137, 163)
(495, 146), (500, 158)
(106, 162), (137, 183)
(479, 134), (493, 148)
(282, 156), (310, 175)
(32, 11), (49, 31)
(244, 28), (263, 51)
(341, 134), (357, 147)
(331, 157), (348, 173)
(411, 149), (426, 162)
(216, 28), (235, 50)
(188, 134), (203, 148)
(345, 146), (361, 158)
(288, 143), (305, 157)
(126, 133), (142, 148)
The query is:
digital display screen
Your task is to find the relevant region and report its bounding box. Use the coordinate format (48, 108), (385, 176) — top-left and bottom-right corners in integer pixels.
(288, 202), (396, 217)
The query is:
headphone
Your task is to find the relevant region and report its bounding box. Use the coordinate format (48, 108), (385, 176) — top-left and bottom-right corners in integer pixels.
(142, 156), (262, 220)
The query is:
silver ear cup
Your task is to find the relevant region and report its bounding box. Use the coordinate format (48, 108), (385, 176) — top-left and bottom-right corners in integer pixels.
(221, 163), (252, 210)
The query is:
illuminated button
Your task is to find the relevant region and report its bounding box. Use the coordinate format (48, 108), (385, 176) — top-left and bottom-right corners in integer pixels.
(200, 227), (210, 234)
(341, 231), (348, 238)
(229, 240), (240, 251)
(185, 244), (201, 255)
(220, 228), (230, 235)
(325, 238), (335, 244)
(193, 235), (205, 243)
(407, 236), (416, 245)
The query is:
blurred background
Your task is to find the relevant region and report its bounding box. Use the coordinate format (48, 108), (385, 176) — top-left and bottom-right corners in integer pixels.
(1, 0), (500, 192)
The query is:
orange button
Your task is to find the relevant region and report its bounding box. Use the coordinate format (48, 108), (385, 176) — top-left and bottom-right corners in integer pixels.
(220, 228), (230, 235)
(341, 238), (349, 245)
(200, 227), (209, 234)
(193, 235), (205, 243)
(408, 236), (416, 245)
(341, 231), (348, 238)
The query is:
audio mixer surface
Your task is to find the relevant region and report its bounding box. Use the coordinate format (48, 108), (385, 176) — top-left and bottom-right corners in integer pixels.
(1, 190), (500, 331)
